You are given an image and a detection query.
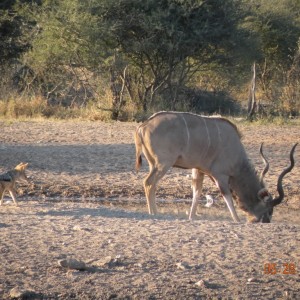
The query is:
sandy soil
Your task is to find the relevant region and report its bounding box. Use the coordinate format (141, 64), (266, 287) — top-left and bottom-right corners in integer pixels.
(0, 119), (299, 299)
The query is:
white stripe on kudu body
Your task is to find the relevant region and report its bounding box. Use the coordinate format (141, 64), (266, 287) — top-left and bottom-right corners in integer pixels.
(201, 117), (211, 160)
(135, 111), (297, 223)
(180, 114), (190, 147)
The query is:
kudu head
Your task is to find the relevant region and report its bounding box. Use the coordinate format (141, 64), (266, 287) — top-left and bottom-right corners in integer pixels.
(254, 143), (297, 223)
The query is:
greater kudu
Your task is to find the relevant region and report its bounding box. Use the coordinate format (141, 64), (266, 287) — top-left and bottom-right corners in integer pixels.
(135, 111), (297, 222)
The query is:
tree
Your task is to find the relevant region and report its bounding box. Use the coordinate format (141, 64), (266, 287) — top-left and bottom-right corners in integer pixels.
(241, 0), (300, 112)
(0, 1), (31, 65)
(13, 0), (245, 116)
(7, 0), (300, 118)
(14, 0), (108, 105)
(97, 0), (244, 112)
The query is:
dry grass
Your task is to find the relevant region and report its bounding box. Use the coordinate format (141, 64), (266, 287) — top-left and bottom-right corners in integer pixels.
(0, 94), (114, 121)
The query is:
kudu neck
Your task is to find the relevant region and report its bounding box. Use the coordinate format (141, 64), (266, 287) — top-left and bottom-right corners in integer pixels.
(230, 159), (264, 212)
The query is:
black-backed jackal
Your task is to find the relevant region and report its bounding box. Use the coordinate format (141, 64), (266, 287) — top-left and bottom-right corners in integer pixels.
(0, 163), (29, 206)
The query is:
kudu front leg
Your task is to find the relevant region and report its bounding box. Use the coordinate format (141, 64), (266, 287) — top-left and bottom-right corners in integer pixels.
(189, 169), (204, 220)
(0, 190), (4, 206)
(222, 193), (240, 222)
(214, 176), (240, 223)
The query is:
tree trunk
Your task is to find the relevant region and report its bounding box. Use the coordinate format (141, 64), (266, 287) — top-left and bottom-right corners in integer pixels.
(110, 66), (127, 120)
(247, 62), (259, 119)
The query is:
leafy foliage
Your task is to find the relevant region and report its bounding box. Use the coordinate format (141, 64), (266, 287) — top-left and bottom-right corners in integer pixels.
(0, 0), (34, 64)
(0, 0), (300, 119)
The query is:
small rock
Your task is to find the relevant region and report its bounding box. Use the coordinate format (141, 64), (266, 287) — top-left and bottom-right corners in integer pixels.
(284, 290), (290, 298)
(195, 279), (208, 288)
(66, 270), (83, 278)
(108, 255), (122, 267)
(58, 258), (87, 271)
(73, 225), (82, 231)
(10, 287), (24, 298)
(73, 225), (91, 232)
(93, 256), (113, 267)
(92, 255), (123, 268)
(176, 262), (191, 270)
(9, 287), (41, 299)
(247, 277), (258, 284)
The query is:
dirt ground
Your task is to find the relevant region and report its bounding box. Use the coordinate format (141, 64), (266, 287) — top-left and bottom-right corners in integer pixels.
(0, 119), (299, 299)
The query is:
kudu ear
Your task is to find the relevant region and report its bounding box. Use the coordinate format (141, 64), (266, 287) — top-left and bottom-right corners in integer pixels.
(258, 188), (271, 202)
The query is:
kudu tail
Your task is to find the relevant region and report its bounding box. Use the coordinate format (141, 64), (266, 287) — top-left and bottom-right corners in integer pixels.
(134, 128), (143, 172)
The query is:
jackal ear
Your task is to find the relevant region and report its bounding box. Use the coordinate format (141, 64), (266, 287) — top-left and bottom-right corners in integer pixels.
(258, 188), (271, 202)
(16, 162), (28, 170)
(15, 163), (24, 169)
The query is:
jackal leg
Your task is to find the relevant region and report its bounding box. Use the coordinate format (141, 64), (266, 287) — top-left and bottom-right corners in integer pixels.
(189, 169), (204, 220)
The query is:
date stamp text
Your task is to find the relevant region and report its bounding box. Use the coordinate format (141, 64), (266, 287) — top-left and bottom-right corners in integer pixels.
(264, 263), (297, 275)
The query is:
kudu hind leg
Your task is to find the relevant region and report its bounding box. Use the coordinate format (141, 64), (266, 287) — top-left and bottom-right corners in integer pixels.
(144, 171), (157, 215)
(189, 169), (204, 220)
(144, 165), (169, 215)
